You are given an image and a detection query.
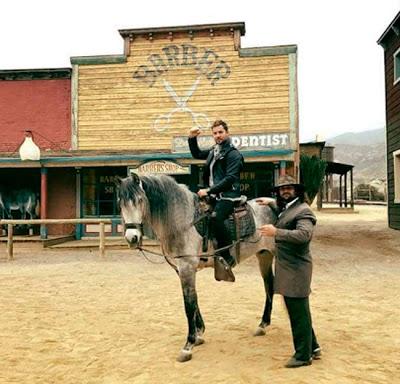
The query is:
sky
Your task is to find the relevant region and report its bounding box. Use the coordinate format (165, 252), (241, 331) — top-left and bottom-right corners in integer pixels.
(1, 0), (399, 142)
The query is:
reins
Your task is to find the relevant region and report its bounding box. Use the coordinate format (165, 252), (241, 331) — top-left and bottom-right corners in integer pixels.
(135, 233), (263, 274)
(137, 241), (241, 261)
(136, 241), (242, 273)
(124, 198), (263, 270)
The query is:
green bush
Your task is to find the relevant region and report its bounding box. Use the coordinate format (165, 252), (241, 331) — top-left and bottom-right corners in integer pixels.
(300, 154), (327, 204)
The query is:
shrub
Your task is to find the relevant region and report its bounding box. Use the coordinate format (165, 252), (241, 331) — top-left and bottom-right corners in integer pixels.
(300, 154), (327, 204)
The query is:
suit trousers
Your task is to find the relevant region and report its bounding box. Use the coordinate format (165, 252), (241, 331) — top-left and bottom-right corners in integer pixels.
(284, 296), (319, 361)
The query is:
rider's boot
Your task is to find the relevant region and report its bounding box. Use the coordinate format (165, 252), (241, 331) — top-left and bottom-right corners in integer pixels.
(214, 250), (236, 282)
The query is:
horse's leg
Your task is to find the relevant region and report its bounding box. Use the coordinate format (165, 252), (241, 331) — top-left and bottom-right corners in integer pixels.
(194, 307), (205, 346)
(254, 249), (274, 336)
(177, 264), (201, 362)
(27, 205), (35, 235)
(20, 207), (29, 234)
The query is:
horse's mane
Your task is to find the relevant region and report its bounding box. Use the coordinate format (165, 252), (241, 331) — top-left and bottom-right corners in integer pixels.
(119, 174), (196, 253)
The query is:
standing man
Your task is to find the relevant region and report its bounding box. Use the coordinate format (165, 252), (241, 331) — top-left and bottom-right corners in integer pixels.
(188, 120), (244, 282)
(257, 175), (321, 368)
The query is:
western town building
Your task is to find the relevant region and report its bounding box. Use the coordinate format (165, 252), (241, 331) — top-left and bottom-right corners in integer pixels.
(378, 12), (400, 230)
(0, 68), (76, 237)
(0, 22), (299, 238)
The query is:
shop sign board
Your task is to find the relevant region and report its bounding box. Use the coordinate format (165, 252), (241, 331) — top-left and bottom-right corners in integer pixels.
(130, 160), (190, 175)
(172, 132), (291, 153)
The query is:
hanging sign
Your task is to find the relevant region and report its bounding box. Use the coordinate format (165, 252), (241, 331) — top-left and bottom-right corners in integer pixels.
(130, 160), (190, 175)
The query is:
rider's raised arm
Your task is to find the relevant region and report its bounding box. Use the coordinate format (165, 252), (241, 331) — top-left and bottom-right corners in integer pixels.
(188, 135), (210, 160)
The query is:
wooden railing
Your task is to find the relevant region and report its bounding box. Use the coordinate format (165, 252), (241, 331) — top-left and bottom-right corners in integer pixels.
(0, 218), (116, 260)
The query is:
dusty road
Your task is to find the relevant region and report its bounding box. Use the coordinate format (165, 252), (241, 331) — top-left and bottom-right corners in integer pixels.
(0, 205), (399, 383)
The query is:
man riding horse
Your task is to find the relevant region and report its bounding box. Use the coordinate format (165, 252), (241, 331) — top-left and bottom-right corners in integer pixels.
(188, 119), (244, 282)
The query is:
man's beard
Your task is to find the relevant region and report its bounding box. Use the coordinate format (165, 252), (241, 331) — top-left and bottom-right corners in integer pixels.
(282, 194), (297, 203)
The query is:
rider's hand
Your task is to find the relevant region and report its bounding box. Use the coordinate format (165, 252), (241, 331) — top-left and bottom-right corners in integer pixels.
(258, 224), (277, 237)
(256, 197), (275, 206)
(197, 188), (209, 198)
(189, 127), (201, 138)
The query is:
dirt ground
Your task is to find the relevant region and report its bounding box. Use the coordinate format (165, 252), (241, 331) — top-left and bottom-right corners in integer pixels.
(0, 205), (399, 384)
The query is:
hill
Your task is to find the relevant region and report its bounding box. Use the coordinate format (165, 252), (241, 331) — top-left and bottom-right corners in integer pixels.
(327, 127), (385, 146)
(326, 128), (386, 184)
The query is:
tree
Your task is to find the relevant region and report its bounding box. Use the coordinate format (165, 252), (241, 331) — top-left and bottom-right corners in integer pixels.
(300, 154), (327, 205)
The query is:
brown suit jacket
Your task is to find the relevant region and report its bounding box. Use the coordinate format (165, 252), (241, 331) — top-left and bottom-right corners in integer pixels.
(273, 200), (316, 298)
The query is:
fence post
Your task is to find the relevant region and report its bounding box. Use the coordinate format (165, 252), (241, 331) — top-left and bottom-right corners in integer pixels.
(99, 222), (105, 258)
(7, 224), (13, 261)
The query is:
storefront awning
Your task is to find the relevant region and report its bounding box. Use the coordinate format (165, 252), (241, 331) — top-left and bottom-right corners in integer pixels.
(0, 149), (295, 168)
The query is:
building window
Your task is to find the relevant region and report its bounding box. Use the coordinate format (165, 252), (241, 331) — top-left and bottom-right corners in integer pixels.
(394, 47), (400, 85)
(394, 149), (400, 203)
(82, 167), (127, 216)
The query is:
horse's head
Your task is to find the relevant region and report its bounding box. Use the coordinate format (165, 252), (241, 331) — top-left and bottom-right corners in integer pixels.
(117, 173), (147, 249)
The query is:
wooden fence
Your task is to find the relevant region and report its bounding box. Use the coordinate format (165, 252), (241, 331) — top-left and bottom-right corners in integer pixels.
(0, 218), (116, 261)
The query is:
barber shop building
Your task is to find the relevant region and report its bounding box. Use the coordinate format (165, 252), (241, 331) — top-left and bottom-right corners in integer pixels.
(0, 22), (299, 238)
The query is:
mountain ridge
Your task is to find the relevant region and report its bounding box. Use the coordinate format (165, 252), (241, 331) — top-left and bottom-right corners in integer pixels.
(326, 127), (385, 146)
(324, 128), (385, 184)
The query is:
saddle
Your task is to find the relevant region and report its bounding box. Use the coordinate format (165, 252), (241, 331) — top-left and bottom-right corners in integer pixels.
(194, 196), (256, 263)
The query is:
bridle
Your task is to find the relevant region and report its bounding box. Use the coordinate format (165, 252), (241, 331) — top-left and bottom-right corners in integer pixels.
(124, 223), (144, 231)
(124, 222), (144, 247)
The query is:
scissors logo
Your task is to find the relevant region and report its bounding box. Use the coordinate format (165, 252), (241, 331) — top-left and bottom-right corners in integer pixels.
(154, 77), (210, 132)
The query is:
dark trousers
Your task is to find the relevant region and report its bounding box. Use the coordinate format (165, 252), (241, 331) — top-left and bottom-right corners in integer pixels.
(213, 199), (234, 263)
(284, 296), (319, 361)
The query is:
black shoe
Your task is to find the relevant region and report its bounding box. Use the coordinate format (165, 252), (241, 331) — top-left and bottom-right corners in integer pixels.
(284, 357), (312, 368)
(312, 347), (322, 360)
(214, 256), (235, 282)
(226, 256), (236, 268)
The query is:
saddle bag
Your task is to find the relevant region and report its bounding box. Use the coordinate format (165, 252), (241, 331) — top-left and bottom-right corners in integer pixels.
(225, 203), (256, 241)
(193, 198), (256, 254)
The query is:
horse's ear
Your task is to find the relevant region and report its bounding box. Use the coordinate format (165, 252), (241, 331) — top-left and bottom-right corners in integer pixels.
(131, 172), (141, 185)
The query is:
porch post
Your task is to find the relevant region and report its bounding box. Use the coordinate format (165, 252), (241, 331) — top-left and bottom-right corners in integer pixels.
(279, 161), (286, 177)
(75, 167), (82, 240)
(350, 168), (354, 209)
(273, 162), (280, 187)
(40, 167), (48, 239)
(317, 174), (324, 210)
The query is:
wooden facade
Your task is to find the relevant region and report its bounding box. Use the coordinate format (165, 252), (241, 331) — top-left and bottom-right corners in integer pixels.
(71, 22), (298, 168)
(378, 12), (400, 229)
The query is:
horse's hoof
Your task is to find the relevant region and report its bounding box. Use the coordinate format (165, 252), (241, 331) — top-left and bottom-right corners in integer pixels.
(176, 350), (192, 363)
(253, 327), (266, 336)
(195, 336), (205, 346)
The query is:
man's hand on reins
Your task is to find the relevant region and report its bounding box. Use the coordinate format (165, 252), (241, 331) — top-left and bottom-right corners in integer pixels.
(256, 197), (276, 206)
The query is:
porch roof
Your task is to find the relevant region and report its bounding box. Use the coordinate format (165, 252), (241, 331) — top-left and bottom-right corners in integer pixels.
(0, 149), (295, 168)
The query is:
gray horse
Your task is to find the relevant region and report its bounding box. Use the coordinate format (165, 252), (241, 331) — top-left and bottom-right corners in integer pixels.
(117, 173), (277, 362)
(0, 188), (38, 220)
